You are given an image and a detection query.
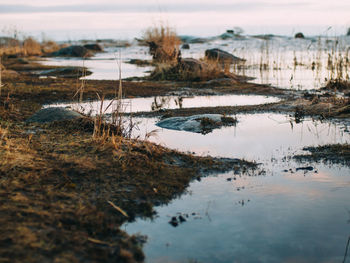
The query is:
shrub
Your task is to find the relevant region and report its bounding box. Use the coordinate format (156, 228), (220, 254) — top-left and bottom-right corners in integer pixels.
(143, 25), (181, 63)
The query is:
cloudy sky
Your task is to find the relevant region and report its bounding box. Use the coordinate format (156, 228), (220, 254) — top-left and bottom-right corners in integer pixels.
(1, 0), (349, 40)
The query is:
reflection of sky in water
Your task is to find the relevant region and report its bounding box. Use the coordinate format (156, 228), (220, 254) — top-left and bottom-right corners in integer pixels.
(40, 36), (350, 90)
(44, 94), (280, 114)
(125, 166), (350, 263)
(125, 114), (350, 263)
(39, 45), (152, 79)
(133, 113), (350, 161)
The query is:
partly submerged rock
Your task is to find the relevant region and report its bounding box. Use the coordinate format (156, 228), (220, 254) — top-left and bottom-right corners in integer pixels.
(294, 32), (305, 39)
(83, 43), (103, 52)
(50, 45), (91, 57)
(179, 35), (209, 44)
(26, 107), (83, 123)
(38, 67), (92, 78)
(181, 43), (190, 49)
(205, 48), (245, 64)
(156, 114), (237, 134)
(347, 28), (350, 36)
(219, 32), (235, 40)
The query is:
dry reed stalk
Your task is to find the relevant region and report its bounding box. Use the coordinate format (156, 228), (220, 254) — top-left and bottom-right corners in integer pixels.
(0, 57), (3, 97)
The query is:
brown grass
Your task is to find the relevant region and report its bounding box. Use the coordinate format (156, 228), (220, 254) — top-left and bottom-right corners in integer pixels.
(150, 58), (239, 82)
(143, 25), (181, 63)
(23, 37), (42, 56)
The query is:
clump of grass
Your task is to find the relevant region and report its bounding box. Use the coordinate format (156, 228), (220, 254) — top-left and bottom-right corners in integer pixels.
(143, 25), (181, 63)
(41, 40), (60, 54)
(150, 58), (238, 82)
(324, 79), (350, 91)
(23, 37), (42, 56)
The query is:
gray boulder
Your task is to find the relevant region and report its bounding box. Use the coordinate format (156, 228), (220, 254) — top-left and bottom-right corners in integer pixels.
(178, 58), (209, 72)
(156, 114), (237, 134)
(83, 43), (103, 51)
(294, 32), (305, 39)
(205, 48), (245, 64)
(51, 45), (91, 57)
(27, 107), (83, 123)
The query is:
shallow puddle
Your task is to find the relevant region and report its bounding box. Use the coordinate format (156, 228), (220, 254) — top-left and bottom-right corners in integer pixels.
(39, 45), (153, 79)
(124, 113), (350, 263)
(133, 113), (350, 161)
(45, 94), (280, 115)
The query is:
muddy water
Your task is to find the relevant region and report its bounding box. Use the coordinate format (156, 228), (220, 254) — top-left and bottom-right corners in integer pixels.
(44, 94), (280, 115)
(124, 114), (350, 263)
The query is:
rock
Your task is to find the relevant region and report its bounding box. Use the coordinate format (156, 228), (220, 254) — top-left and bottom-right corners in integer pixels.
(252, 34), (275, 40)
(169, 217), (178, 227)
(26, 107), (83, 123)
(156, 114), (237, 134)
(38, 67), (92, 78)
(296, 166), (314, 171)
(294, 32), (305, 39)
(179, 35), (208, 44)
(83, 44), (103, 52)
(178, 58), (209, 72)
(51, 45), (91, 57)
(147, 41), (180, 62)
(181, 43), (190, 49)
(205, 48), (245, 64)
(178, 215), (186, 222)
(219, 31), (235, 40)
(347, 28), (350, 36)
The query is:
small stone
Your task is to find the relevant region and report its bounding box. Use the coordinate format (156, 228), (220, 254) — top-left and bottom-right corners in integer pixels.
(179, 215), (186, 222)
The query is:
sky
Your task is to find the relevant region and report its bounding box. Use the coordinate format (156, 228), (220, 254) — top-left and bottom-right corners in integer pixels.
(0, 0), (349, 40)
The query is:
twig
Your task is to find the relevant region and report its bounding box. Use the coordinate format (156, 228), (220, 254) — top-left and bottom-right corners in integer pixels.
(87, 237), (111, 246)
(107, 200), (129, 218)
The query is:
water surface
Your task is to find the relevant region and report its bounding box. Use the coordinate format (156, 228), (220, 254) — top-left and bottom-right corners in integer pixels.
(125, 113), (350, 263)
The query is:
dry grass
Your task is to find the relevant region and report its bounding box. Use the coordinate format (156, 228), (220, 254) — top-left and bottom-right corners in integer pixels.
(23, 37), (42, 56)
(41, 40), (60, 54)
(0, 36), (60, 57)
(143, 25), (181, 63)
(150, 57), (239, 82)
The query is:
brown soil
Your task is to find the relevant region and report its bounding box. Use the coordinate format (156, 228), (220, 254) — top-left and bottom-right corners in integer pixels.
(0, 58), (258, 262)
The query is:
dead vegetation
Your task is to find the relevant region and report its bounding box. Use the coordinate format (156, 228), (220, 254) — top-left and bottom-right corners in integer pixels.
(143, 25), (181, 63)
(143, 25), (242, 82)
(0, 36), (60, 57)
(0, 63), (257, 262)
(294, 144), (350, 166)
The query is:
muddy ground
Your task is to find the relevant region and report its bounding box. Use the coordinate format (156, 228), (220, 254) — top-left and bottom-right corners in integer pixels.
(1, 57), (349, 262)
